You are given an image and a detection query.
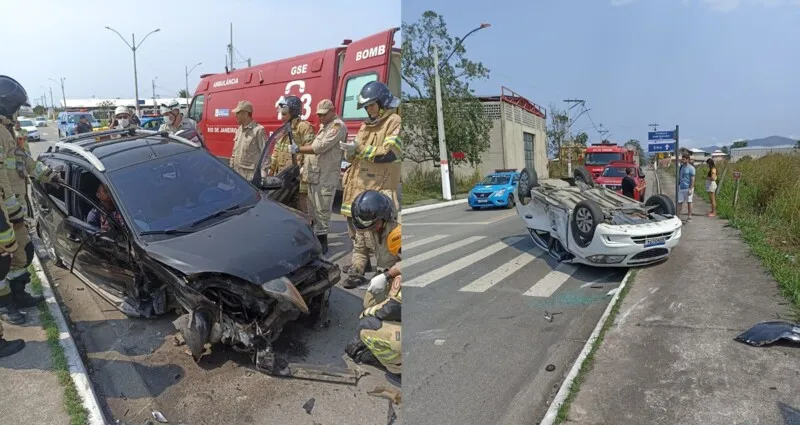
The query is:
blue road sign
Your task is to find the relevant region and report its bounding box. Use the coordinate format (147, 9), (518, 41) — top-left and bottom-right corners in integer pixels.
(648, 131), (675, 141)
(648, 143), (675, 153)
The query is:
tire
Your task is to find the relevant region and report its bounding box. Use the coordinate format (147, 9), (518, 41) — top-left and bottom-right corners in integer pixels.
(58, 129), (62, 138)
(506, 194), (515, 209)
(571, 200), (604, 248)
(644, 193), (676, 216)
(573, 166), (594, 187)
(517, 168), (539, 205)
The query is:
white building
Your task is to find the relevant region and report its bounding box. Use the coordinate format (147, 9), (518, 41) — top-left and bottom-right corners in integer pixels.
(403, 86), (550, 181)
(59, 98), (191, 111)
(730, 145), (798, 161)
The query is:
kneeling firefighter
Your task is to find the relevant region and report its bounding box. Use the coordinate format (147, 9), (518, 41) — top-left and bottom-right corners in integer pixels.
(344, 190), (402, 379)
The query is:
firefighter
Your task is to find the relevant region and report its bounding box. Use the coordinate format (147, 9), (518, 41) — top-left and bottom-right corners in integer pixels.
(1, 76), (61, 316)
(344, 190), (401, 380)
(339, 81), (401, 289)
(159, 101), (196, 134)
(230, 101), (269, 181)
(112, 106), (140, 130)
(291, 99), (345, 254)
(269, 95), (315, 212)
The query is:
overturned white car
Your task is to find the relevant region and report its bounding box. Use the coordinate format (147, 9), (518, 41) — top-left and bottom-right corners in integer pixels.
(515, 168), (682, 267)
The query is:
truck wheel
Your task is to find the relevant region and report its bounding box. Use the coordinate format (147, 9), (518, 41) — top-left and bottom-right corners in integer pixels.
(517, 168), (538, 205)
(506, 194), (515, 209)
(644, 194), (676, 216)
(571, 200), (604, 248)
(573, 166), (594, 187)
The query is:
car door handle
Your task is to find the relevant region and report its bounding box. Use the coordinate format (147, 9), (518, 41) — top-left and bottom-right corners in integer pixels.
(66, 234), (81, 243)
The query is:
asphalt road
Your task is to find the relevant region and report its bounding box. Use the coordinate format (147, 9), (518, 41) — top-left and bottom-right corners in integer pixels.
(402, 201), (628, 425)
(29, 124), (400, 425)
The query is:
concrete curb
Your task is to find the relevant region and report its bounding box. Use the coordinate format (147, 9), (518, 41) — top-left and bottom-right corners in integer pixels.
(31, 255), (107, 425)
(402, 198), (467, 215)
(539, 267), (635, 425)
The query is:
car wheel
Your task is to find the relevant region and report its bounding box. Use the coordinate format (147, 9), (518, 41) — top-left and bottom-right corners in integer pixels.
(517, 168), (538, 205)
(571, 200), (604, 248)
(58, 129), (62, 138)
(644, 193), (676, 216)
(573, 166), (595, 188)
(506, 194), (515, 209)
(37, 222), (65, 268)
(301, 288), (331, 327)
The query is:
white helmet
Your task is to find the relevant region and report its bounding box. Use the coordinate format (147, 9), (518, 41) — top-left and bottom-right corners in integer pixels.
(114, 106), (130, 116)
(159, 105), (171, 116)
(167, 100), (180, 111)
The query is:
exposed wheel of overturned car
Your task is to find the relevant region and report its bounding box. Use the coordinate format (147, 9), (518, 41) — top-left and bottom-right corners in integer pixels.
(571, 199), (604, 248)
(573, 166), (594, 187)
(644, 193), (677, 216)
(517, 167), (539, 205)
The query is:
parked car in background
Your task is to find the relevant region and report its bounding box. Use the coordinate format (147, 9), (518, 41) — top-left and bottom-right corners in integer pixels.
(468, 169), (520, 210)
(34, 116), (47, 127)
(594, 161), (647, 201)
(57, 112), (101, 137)
(16, 117), (40, 141)
(139, 116), (164, 130)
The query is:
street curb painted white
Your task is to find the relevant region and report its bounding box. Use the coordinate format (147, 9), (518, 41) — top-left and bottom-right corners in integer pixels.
(539, 267), (635, 425)
(31, 255), (106, 425)
(402, 198), (467, 215)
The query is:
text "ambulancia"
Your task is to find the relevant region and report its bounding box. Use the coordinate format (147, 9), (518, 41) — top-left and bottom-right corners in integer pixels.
(213, 78), (239, 88)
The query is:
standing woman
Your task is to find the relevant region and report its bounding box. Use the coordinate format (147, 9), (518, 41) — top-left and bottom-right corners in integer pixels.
(705, 158), (718, 217)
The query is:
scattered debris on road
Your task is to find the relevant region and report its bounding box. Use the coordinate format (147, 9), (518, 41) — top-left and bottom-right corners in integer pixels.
(303, 398), (316, 414)
(735, 321), (800, 347)
(545, 364), (556, 372)
(607, 288), (620, 297)
(151, 410), (168, 423)
(273, 362), (366, 385)
(368, 387), (402, 404)
(434, 339), (445, 346)
(544, 311), (562, 322)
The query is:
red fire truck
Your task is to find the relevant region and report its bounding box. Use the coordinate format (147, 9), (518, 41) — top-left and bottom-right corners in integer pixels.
(582, 140), (638, 179)
(185, 28), (400, 186)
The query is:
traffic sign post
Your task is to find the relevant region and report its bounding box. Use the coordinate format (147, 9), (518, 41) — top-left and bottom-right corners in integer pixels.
(647, 126), (680, 205)
(733, 171), (742, 210)
(674, 125), (680, 207)
(648, 130), (675, 140)
(648, 143), (675, 153)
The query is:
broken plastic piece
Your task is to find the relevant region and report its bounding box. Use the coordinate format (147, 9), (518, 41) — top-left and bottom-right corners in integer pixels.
(734, 321), (800, 347)
(303, 398), (315, 414)
(151, 410), (168, 423)
(368, 386), (402, 404)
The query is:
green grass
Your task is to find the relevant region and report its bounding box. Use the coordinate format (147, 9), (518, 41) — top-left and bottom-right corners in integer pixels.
(29, 267), (90, 425)
(690, 155), (800, 311)
(555, 268), (638, 424)
(402, 167), (481, 206)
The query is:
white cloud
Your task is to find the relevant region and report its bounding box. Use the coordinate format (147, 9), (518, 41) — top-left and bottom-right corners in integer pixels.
(611, 0), (637, 6)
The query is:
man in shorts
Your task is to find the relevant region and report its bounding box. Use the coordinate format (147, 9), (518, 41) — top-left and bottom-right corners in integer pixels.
(677, 152), (695, 222)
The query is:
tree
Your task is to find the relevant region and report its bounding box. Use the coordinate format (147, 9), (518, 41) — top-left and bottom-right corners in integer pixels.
(795, 140), (800, 149)
(547, 103), (570, 170)
(32, 105), (46, 116)
(625, 139), (645, 162)
(720, 145), (729, 155)
(731, 140), (748, 149)
(178, 89), (191, 99)
(96, 100), (116, 121)
(401, 11), (492, 167)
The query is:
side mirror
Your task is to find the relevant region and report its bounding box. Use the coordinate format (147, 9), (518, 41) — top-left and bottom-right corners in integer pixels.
(259, 176), (284, 190)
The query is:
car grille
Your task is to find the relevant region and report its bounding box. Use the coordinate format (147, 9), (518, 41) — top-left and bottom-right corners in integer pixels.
(475, 192), (491, 199)
(631, 231), (674, 245)
(630, 248), (669, 261)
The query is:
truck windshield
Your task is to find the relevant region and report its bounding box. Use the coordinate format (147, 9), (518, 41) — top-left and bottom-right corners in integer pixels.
(479, 175), (511, 185)
(602, 167), (628, 178)
(585, 152), (624, 165)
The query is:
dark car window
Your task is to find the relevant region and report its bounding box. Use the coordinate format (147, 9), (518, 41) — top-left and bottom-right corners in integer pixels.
(43, 159), (68, 212)
(479, 175), (511, 186)
(585, 153), (624, 165)
(107, 149), (259, 233)
(601, 167), (628, 178)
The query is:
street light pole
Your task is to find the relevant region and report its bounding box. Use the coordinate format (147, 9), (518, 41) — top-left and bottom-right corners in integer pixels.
(105, 26), (160, 118)
(49, 77), (66, 112)
(433, 23), (491, 201)
(185, 62), (202, 108)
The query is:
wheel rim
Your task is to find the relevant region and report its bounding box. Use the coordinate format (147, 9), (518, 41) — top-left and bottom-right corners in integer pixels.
(575, 208), (594, 233)
(519, 172), (530, 203)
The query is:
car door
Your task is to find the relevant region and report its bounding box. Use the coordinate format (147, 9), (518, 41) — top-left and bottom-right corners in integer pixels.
(30, 157), (69, 257)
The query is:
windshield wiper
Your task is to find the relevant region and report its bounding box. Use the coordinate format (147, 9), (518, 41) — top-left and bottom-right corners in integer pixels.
(189, 204), (255, 228)
(139, 228), (197, 236)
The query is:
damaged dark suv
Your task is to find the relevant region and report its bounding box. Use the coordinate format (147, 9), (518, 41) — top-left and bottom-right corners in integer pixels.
(32, 127), (340, 373)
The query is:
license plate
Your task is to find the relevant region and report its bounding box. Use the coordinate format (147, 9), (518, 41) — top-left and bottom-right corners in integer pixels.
(644, 236), (667, 247)
(477, 199), (488, 203)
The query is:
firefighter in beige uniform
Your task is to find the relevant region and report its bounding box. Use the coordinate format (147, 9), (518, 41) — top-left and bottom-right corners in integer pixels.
(229, 101), (269, 182)
(291, 99), (345, 254)
(269, 96), (315, 212)
(339, 81), (401, 288)
(344, 190), (401, 379)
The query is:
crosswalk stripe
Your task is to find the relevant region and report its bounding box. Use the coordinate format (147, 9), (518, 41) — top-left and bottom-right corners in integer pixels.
(459, 247), (542, 293)
(522, 263), (578, 297)
(405, 237), (524, 288)
(403, 235), (449, 251)
(403, 236), (486, 268)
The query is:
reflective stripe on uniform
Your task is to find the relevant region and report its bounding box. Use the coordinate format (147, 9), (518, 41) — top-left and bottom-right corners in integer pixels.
(32, 161), (52, 181)
(340, 202), (352, 217)
(7, 268), (27, 279)
(362, 335), (400, 364)
(0, 278), (9, 297)
(3, 196), (19, 210)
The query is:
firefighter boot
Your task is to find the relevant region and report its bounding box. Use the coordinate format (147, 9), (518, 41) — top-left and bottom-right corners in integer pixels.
(345, 335), (380, 367)
(317, 235), (328, 255)
(0, 293), (25, 325)
(10, 274), (43, 309)
(0, 337), (25, 358)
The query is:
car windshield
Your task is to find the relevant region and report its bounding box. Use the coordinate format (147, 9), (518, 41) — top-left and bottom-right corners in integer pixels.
(585, 152), (624, 165)
(602, 167), (629, 178)
(479, 175), (511, 186)
(68, 114), (92, 123)
(108, 149), (260, 234)
(18, 120), (33, 127)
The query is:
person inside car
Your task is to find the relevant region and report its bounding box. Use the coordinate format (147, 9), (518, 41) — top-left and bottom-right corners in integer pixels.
(87, 184), (124, 232)
(75, 116), (93, 134)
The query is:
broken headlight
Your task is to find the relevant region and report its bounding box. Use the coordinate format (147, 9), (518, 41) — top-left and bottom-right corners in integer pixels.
(261, 276), (309, 314)
(586, 254), (626, 264)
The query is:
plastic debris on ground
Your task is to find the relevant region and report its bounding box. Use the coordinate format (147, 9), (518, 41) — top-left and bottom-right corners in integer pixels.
(734, 321), (800, 347)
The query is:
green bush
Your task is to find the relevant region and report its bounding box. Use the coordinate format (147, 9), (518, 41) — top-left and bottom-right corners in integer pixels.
(693, 154), (800, 308)
(402, 167), (481, 206)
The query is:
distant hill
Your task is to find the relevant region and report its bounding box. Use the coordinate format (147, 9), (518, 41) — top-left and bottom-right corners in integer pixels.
(697, 135), (797, 153)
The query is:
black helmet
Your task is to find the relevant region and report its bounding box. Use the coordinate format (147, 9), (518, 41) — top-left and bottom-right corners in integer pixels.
(357, 81), (400, 110)
(352, 190), (395, 230)
(279, 95), (303, 118)
(0, 75), (29, 118)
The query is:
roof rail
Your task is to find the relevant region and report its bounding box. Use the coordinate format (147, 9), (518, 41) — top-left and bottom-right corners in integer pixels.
(54, 142), (106, 172)
(61, 127), (136, 143)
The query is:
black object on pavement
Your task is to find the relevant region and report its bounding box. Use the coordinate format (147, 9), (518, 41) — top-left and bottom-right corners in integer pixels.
(303, 398), (316, 414)
(734, 321), (800, 347)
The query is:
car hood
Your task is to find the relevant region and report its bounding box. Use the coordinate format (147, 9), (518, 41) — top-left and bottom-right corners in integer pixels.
(472, 184), (511, 193)
(21, 126), (37, 132)
(143, 197), (320, 285)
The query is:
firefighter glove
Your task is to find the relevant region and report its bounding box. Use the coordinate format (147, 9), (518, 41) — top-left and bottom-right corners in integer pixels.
(339, 140), (357, 154)
(367, 272), (389, 295)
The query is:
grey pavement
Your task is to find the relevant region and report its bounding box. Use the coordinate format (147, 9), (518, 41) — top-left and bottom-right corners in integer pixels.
(566, 169), (800, 424)
(402, 198), (628, 425)
(29, 125), (400, 425)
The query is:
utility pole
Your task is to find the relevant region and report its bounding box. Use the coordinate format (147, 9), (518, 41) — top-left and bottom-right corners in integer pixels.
(105, 27), (160, 118)
(228, 23), (234, 71)
(563, 99), (586, 176)
(674, 125), (680, 206)
(151, 77), (158, 108)
(433, 45), (451, 201)
(50, 77), (66, 112)
(185, 62), (202, 107)
(247, 58), (251, 68)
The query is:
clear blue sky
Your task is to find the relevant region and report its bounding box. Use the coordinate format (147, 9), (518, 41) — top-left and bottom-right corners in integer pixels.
(402, 0), (800, 147)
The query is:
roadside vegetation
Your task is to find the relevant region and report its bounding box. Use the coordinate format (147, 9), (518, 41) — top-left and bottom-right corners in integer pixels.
(29, 266), (90, 425)
(402, 167), (481, 206)
(692, 154), (800, 310)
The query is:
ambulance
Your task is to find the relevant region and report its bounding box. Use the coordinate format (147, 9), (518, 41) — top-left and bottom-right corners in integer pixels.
(186, 28), (401, 193)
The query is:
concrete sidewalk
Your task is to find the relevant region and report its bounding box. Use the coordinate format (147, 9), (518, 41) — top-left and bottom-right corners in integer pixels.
(565, 169), (800, 424)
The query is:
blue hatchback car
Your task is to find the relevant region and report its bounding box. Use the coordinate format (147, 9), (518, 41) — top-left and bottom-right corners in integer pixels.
(468, 169), (520, 210)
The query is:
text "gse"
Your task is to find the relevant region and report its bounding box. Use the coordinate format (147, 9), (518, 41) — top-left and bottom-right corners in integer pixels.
(290, 64), (308, 75)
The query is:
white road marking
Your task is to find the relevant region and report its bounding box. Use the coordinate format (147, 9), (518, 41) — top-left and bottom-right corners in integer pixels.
(403, 234), (449, 251)
(405, 237), (524, 287)
(404, 212), (516, 227)
(403, 236), (486, 268)
(522, 263), (578, 297)
(460, 246), (542, 293)
(327, 250), (348, 262)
